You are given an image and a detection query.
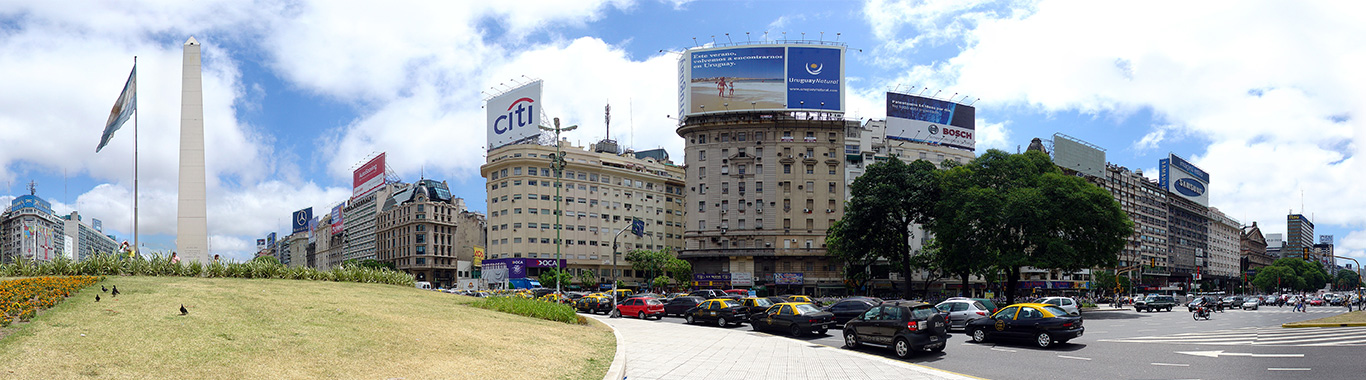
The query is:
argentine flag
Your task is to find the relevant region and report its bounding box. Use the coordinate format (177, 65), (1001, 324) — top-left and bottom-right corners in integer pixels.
(97, 65), (136, 153)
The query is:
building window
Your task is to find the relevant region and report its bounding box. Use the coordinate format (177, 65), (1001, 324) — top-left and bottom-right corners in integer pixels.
(829, 182), (836, 193)
(699, 150), (706, 161)
(755, 181), (763, 193)
(806, 181), (814, 192)
(721, 182), (729, 194)
(783, 164), (791, 174)
(417, 246), (426, 255)
(699, 201), (705, 212)
(699, 220), (706, 230)
(416, 258), (426, 265)
(805, 165), (814, 174)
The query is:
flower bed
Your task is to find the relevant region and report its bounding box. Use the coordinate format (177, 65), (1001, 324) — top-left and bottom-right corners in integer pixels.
(0, 276), (99, 327)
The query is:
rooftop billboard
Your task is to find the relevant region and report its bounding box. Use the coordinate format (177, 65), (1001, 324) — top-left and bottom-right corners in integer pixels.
(1159, 153), (1209, 207)
(352, 153), (386, 199)
(677, 44), (844, 117)
(1052, 133), (1106, 178)
(885, 92), (976, 150)
(486, 80), (543, 150)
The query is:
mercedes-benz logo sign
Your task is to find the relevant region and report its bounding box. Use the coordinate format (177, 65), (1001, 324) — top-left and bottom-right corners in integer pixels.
(928, 124), (940, 135)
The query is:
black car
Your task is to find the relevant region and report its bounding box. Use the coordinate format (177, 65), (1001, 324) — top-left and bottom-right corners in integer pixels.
(966, 303), (1083, 348)
(842, 300), (949, 358)
(689, 289), (727, 299)
(663, 296), (704, 317)
(684, 298), (749, 327)
(575, 296), (615, 314)
(751, 302), (836, 337)
(826, 297), (883, 325)
(1187, 296), (1219, 312)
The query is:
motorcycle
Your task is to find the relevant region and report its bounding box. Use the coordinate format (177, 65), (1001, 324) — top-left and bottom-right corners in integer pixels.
(1193, 306), (1212, 320)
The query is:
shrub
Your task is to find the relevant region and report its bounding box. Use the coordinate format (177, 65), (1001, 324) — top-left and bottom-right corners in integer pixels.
(469, 296), (584, 325)
(0, 254), (415, 287)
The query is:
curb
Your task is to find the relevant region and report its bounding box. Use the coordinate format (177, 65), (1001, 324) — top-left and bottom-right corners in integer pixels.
(1282, 322), (1366, 328)
(592, 316), (627, 380)
(767, 331), (987, 380)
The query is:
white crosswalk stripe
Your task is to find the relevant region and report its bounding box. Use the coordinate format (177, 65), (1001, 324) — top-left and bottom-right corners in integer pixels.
(1100, 326), (1366, 347)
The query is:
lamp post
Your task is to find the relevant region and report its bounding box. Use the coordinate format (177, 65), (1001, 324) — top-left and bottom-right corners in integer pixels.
(540, 117), (577, 298)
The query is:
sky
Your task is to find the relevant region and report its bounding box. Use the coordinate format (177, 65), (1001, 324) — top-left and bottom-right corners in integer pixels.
(1, 0), (1363, 265)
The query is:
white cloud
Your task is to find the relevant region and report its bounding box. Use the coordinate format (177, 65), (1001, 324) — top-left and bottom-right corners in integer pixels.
(974, 119), (1011, 153)
(866, 0), (1366, 258)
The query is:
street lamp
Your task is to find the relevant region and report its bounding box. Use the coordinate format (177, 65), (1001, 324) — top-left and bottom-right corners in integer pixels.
(539, 117), (577, 298)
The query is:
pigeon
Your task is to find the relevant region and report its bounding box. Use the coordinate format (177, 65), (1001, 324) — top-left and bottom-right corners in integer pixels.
(95, 295), (100, 302)
(111, 285), (120, 297)
(180, 304), (188, 316)
(102, 286), (108, 293)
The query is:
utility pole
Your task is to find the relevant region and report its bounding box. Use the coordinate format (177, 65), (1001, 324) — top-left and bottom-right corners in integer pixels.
(540, 117), (577, 298)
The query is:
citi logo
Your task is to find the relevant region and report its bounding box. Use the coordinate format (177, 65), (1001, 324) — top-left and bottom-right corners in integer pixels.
(806, 63), (823, 75)
(494, 98), (535, 135)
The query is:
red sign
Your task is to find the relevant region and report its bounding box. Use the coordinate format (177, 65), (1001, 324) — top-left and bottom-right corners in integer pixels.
(352, 153), (386, 199)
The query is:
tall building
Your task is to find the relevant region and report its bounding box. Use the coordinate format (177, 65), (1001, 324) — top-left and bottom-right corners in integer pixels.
(1315, 234), (1334, 274)
(1168, 194), (1209, 284)
(1240, 222), (1272, 270)
(481, 142), (684, 289)
(312, 206), (345, 271)
(1, 192), (66, 263)
(62, 211), (119, 262)
(376, 179), (486, 288)
(1286, 214), (1314, 260)
(343, 182), (408, 263)
(1206, 208), (1241, 285)
(1265, 232), (1284, 259)
(282, 231), (307, 267)
(1095, 164), (1171, 287)
(176, 36), (210, 264)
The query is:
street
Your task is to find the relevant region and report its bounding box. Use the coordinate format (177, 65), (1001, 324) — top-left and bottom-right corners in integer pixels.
(634, 305), (1363, 379)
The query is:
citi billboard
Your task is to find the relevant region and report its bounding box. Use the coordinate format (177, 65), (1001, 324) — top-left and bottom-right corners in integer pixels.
(1159, 154), (1209, 206)
(486, 80), (543, 150)
(352, 153), (386, 199)
(677, 44), (844, 118)
(885, 92), (977, 150)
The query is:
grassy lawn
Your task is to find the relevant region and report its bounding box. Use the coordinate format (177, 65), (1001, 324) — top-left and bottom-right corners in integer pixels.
(0, 276), (613, 379)
(1294, 309), (1366, 325)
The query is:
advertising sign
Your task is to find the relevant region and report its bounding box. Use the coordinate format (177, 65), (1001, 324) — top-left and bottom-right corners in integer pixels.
(92, 218), (103, 232)
(1052, 133), (1106, 178)
(731, 272), (754, 287)
(774, 273), (804, 285)
(1159, 154), (1209, 206)
(885, 92), (977, 150)
(330, 204), (345, 235)
(267, 232), (276, 247)
(256, 239), (266, 250)
(352, 153), (387, 199)
(678, 44), (844, 117)
(693, 273), (731, 288)
(292, 207), (313, 234)
(472, 246), (485, 267)
(486, 80), (543, 150)
(482, 261), (508, 284)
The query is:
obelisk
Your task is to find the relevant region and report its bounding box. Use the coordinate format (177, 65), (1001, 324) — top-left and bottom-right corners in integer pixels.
(177, 36), (209, 263)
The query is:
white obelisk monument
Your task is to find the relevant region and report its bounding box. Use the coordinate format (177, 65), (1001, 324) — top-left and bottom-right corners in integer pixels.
(177, 36), (209, 263)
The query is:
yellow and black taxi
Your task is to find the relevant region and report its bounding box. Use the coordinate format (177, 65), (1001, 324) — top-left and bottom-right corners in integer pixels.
(739, 296), (786, 316)
(575, 295), (615, 315)
(684, 298), (749, 327)
(782, 295), (815, 304)
(965, 303), (1083, 348)
(750, 302), (836, 337)
(842, 300), (949, 359)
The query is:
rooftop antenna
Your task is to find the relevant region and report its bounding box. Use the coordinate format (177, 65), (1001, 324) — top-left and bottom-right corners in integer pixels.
(764, 31), (769, 42)
(918, 87), (930, 95)
(692, 37), (699, 47)
(801, 32), (806, 41)
(725, 33), (732, 44)
(835, 32), (841, 42)
(746, 32), (751, 43)
(710, 35), (716, 45)
(605, 103), (612, 140)
(968, 97), (980, 106)
(28, 180), (36, 196)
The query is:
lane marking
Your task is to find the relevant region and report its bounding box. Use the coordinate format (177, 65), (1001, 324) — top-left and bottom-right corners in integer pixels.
(990, 347), (1017, 353)
(1268, 368), (1311, 371)
(1150, 363), (1189, 367)
(1057, 355), (1091, 361)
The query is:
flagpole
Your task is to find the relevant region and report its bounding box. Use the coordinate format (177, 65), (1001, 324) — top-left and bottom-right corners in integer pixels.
(133, 56), (139, 257)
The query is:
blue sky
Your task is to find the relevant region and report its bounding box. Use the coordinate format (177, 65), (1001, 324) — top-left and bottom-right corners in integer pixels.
(1, 0), (1363, 264)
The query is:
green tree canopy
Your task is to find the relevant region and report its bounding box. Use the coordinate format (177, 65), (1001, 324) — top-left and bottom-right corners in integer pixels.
(827, 158), (940, 299)
(1252, 265), (1301, 293)
(1333, 268), (1361, 291)
(664, 257), (692, 288)
(538, 269), (572, 290)
(1271, 258), (1330, 291)
(575, 268), (599, 290)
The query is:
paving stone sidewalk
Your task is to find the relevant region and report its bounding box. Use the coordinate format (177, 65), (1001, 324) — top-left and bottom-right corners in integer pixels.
(590, 315), (982, 380)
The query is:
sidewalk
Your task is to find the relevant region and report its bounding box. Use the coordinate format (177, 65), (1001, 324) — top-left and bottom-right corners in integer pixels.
(589, 315), (982, 380)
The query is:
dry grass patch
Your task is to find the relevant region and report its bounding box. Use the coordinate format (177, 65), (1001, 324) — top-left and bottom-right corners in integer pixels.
(1292, 309), (1366, 325)
(0, 276), (613, 379)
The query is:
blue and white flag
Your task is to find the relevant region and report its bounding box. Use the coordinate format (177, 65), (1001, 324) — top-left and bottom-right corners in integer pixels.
(97, 65), (136, 153)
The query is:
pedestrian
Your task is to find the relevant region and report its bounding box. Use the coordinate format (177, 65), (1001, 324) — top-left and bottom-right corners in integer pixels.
(170, 252), (180, 265)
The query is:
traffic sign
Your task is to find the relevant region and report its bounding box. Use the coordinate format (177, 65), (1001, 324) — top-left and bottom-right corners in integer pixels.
(630, 218), (644, 237)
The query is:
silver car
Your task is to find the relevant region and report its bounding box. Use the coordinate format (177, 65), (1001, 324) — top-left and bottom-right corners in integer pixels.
(1242, 298), (1260, 310)
(1033, 296), (1081, 316)
(934, 300), (991, 331)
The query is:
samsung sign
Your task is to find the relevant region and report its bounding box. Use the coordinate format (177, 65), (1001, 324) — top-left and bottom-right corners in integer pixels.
(1160, 153), (1210, 206)
(487, 80), (543, 151)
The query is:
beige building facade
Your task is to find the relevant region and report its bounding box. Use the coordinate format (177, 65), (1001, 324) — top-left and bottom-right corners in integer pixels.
(376, 179), (487, 288)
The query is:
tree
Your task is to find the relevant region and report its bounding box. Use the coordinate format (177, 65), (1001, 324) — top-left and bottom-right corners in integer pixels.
(827, 158), (941, 299)
(1334, 269), (1361, 291)
(538, 269), (572, 290)
(626, 247), (673, 282)
(1093, 271), (1132, 296)
(664, 257), (692, 288)
(1272, 258), (1330, 291)
(932, 150), (1132, 304)
(1252, 265), (1300, 293)
(826, 218), (880, 293)
(575, 268), (599, 291)
(651, 275), (671, 291)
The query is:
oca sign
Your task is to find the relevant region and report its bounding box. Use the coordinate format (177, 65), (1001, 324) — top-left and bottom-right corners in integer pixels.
(487, 80), (543, 150)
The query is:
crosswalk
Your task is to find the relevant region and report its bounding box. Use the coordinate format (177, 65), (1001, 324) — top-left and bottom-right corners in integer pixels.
(1101, 326), (1366, 347)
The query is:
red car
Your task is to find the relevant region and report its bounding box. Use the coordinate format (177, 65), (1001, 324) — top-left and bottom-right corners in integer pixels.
(1309, 297), (1325, 306)
(615, 297), (666, 320)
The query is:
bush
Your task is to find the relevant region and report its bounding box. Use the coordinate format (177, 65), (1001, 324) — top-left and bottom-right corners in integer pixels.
(469, 296), (584, 325)
(0, 254), (415, 287)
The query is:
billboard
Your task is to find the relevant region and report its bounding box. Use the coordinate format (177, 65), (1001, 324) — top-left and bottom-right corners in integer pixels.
(774, 273), (804, 285)
(731, 272), (753, 287)
(486, 80), (543, 150)
(352, 153), (386, 199)
(256, 239), (266, 250)
(677, 44), (844, 117)
(885, 92), (976, 150)
(330, 204), (345, 235)
(1159, 153), (1209, 206)
(92, 218), (103, 232)
(472, 246), (485, 267)
(1052, 133), (1106, 178)
(292, 207), (313, 234)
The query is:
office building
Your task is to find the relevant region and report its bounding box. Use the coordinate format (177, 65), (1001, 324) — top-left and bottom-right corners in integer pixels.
(1285, 214), (1314, 260)
(62, 211), (119, 262)
(344, 182), (409, 263)
(1207, 208), (1241, 283)
(1, 190), (66, 263)
(376, 179), (486, 288)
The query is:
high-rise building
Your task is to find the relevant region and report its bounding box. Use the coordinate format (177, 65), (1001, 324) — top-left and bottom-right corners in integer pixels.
(1207, 208), (1241, 283)
(1286, 214), (1314, 260)
(1315, 235), (1334, 274)
(61, 211), (119, 262)
(376, 179), (486, 288)
(1, 189), (67, 263)
(1167, 191), (1208, 282)
(1095, 164), (1171, 285)
(481, 142), (684, 289)
(344, 182), (409, 263)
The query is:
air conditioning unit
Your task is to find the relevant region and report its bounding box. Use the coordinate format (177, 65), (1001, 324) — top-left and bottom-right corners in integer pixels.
(826, 209), (834, 213)
(804, 209), (811, 213)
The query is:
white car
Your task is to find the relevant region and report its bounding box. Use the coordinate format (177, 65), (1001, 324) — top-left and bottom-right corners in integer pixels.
(1033, 296), (1081, 316)
(1242, 298), (1260, 310)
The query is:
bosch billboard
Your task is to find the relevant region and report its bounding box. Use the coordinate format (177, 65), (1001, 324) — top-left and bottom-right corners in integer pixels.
(677, 44), (844, 117)
(352, 153), (386, 199)
(885, 92), (976, 151)
(1159, 153), (1210, 206)
(486, 80), (543, 150)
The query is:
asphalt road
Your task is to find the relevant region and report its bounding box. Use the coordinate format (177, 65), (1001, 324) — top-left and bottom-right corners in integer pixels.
(616, 304), (1364, 380)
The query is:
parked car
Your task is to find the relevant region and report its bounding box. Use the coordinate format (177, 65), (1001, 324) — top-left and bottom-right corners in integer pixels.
(1241, 298), (1260, 310)
(966, 303), (1083, 348)
(1134, 295), (1177, 312)
(826, 297), (883, 326)
(1221, 296), (1245, 309)
(689, 289), (727, 299)
(739, 296), (785, 317)
(842, 300), (949, 358)
(935, 299), (991, 331)
(575, 296), (615, 314)
(615, 297), (665, 320)
(663, 296), (705, 317)
(724, 289), (750, 297)
(782, 295), (818, 306)
(751, 302), (836, 337)
(1032, 296), (1081, 316)
(684, 298), (749, 327)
